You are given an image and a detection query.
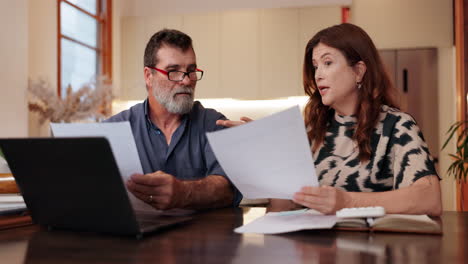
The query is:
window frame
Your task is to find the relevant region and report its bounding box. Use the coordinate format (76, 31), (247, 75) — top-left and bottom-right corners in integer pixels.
(57, 0), (112, 96)
(455, 0), (468, 211)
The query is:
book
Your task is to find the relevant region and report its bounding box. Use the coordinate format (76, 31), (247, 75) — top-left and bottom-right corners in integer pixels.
(0, 194), (27, 217)
(1, 150), (19, 194)
(0, 213), (32, 230)
(0, 192), (30, 230)
(0, 176), (20, 194)
(234, 209), (442, 235)
(335, 214), (442, 234)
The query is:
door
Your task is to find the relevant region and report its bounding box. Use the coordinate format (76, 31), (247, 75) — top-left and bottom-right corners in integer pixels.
(379, 48), (439, 163)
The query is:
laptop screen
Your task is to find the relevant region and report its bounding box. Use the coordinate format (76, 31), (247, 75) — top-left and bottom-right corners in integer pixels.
(0, 137), (141, 235)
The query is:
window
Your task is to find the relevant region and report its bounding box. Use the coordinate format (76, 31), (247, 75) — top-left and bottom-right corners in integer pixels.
(58, 0), (112, 96)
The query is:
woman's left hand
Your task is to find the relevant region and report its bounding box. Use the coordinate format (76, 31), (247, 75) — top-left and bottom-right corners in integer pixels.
(293, 186), (351, 214)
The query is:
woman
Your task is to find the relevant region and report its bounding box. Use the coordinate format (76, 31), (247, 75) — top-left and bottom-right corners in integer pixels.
(218, 23), (442, 216)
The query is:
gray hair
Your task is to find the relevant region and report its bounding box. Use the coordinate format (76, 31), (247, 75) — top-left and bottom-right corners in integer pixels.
(143, 28), (193, 67)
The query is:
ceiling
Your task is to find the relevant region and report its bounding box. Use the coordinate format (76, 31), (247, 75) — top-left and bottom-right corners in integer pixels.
(120, 0), (352, 17)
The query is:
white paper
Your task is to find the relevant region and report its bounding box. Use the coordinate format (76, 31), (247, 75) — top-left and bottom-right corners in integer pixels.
(0, 194), (24, 203)
(0, 156), (11, 174)
(206, 106), (318, 199)
(235, 210), (337, 234)
(51, 122), (143, 179)
(50, 122), (154, 212)
(0, 204), (26, 210)
(0, 194), (26, 211)
(0, 176), (14, 182)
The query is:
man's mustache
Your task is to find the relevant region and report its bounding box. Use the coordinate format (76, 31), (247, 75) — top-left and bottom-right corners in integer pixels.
(172, 86), (194, 96)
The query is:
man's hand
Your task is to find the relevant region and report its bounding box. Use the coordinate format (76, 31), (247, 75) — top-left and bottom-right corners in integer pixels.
(126, 170), (188, 210)
(292, 186), (351, 214)
(216, 116), (253, 128)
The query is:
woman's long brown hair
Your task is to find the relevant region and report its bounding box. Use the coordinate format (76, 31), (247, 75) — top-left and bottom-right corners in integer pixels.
(303, 23), (399, 161)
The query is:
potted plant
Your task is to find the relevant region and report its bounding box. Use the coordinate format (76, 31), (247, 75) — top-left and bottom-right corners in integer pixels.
(442, 121), (468, 182)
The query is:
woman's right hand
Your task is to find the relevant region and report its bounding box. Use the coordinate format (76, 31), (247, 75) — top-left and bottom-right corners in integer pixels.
(216, 116), (253, 128)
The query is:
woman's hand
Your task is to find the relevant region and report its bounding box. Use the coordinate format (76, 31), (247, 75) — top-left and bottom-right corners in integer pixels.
(216, 117), (253, 128)
(293, 186), (352, 215)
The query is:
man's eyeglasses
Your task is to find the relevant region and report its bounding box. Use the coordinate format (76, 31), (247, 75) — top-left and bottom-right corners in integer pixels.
(147, 66), (204, 81)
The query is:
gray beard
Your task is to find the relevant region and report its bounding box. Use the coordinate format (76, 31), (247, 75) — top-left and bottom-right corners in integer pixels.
(153, 86), (194, 114)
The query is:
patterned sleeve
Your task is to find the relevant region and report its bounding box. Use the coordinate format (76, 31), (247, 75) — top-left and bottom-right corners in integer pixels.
(388, 113), (439, 189)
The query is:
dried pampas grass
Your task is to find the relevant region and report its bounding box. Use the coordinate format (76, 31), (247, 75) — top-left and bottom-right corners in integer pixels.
(28, 76), (113, 124)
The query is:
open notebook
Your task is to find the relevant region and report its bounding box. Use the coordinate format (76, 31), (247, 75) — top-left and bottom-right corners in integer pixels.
(234, 209), (442, 235)
(334, 213), (441, 234)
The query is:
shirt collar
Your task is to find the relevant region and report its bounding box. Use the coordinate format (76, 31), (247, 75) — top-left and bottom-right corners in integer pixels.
(144, 98), (190, 130)
(332, 105), (390, 127)
(334, 111), (357, 126)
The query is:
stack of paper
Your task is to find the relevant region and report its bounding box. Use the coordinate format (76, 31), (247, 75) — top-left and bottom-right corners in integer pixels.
(0, 194), (26, 214)
(0, 155), (11, 174)
(235, 209), (338, 234)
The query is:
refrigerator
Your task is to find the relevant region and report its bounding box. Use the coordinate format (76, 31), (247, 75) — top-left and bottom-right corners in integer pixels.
(379, 48), (439, 164)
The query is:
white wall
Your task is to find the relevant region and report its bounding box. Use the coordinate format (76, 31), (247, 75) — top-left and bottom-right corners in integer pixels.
(438, 47), (457, 211)
(28, 0), (57, 137)
(0, 0), (28, 137)
(28, 0), (57, 82)
(0, 0), (30, 257)
(351, 0), (456, 211)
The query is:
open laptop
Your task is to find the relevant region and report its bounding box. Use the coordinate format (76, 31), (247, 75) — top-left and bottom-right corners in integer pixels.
(0, 137), (191, 238)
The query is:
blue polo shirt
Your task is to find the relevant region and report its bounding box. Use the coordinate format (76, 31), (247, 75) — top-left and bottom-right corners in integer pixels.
(105, 99), (242, 206)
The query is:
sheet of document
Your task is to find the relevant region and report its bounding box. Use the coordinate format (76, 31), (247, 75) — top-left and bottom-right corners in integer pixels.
(206, 106), (318, 200)
(235, 210), (338, 234)
(0, 156), (10, 174)
(51, 122), (142, 178)
(50, 122), (154, 212)
(0, 194), (24, 203)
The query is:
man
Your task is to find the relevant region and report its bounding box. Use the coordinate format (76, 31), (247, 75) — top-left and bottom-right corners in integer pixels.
(106, 29), (241, 210)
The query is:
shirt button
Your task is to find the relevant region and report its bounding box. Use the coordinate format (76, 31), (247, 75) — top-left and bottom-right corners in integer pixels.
(156, 130), (161, 135)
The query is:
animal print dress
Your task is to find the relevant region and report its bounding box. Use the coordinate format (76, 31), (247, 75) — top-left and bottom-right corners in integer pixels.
(312, 105), (438, 192)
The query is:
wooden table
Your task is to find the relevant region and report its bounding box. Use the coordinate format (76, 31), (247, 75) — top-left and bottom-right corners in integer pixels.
(0, 207), (467, 264)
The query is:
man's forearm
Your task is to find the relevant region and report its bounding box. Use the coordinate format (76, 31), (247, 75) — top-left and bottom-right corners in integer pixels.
(180, 175), (235, 210)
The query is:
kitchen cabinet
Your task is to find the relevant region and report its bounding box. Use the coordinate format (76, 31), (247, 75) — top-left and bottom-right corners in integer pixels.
(218, 10), (260, 99)
(379, 48), (439, 160)
(119, 7), (341, 100)
(182, 13), (222, 99)
(258, 9), (301, 99)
